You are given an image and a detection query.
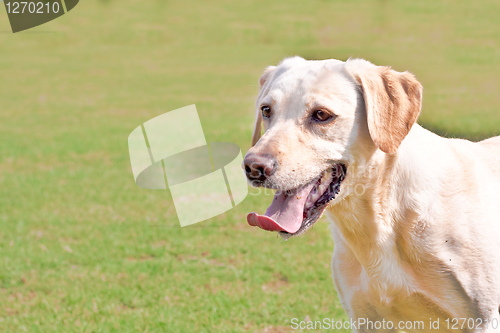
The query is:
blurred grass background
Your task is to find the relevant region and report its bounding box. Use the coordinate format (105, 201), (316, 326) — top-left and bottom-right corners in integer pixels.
(0, 0), (499, 332)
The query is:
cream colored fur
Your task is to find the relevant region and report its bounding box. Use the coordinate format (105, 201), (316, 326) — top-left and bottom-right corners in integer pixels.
(248, 57), (500, 332)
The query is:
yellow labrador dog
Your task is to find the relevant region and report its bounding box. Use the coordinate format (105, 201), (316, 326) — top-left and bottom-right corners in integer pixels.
(244, 57), (500, 332)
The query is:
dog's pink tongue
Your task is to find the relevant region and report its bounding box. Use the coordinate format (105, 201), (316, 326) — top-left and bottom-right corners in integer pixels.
(247, 182), (315, 233)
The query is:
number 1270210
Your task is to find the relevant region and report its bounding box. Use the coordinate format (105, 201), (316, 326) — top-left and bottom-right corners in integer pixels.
(5, 2), (61, 14)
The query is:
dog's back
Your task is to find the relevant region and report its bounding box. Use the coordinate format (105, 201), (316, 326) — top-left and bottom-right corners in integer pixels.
(479, 136), (500, 175)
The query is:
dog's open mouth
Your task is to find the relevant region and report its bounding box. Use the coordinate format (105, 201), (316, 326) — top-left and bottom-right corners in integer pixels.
(247, 163), (346, 236)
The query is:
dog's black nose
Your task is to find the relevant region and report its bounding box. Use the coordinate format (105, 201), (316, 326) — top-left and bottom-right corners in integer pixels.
(244, 153), (277, 183)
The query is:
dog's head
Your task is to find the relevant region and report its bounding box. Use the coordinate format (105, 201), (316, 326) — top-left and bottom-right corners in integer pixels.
(244, 57), (422, 238)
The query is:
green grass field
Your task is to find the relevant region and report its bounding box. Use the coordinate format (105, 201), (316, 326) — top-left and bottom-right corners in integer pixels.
(1, 0), (500, 332)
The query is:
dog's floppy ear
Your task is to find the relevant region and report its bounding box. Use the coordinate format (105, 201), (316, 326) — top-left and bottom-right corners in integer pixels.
(252, 66), (276, 146)
(345, 59), (422, 154)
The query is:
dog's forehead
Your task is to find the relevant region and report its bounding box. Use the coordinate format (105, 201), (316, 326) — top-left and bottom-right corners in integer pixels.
(262, 59), (354, 107)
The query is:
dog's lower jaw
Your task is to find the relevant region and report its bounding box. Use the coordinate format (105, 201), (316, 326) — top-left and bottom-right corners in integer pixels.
(278, 206), (324, 240)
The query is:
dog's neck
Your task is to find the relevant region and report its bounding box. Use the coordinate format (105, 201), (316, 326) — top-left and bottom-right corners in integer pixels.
(327, 125), (443, 291)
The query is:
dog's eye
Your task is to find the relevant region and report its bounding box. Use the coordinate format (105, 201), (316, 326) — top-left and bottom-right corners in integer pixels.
(261, 105), (272, 118)
(312, 109), (334, 122)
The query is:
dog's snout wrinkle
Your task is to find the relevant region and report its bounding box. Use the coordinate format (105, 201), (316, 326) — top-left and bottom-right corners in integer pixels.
(244, 153), (277, 184)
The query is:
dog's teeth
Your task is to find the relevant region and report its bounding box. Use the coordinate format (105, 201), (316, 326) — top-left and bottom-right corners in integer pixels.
(305, 167), (341, 210)
(305, 193), (318, 209)
(322, 170), (329, 179)
(318, 183), (328, 195)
